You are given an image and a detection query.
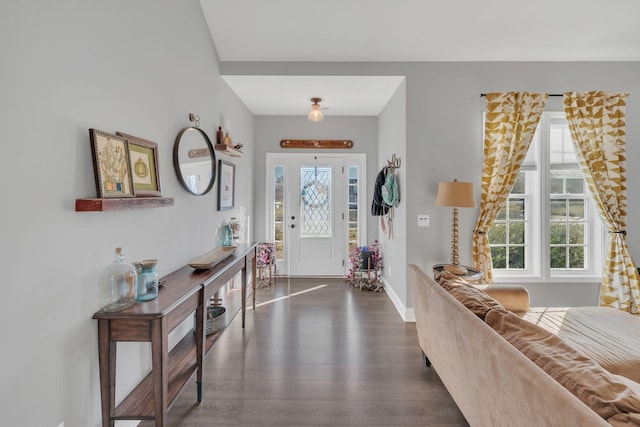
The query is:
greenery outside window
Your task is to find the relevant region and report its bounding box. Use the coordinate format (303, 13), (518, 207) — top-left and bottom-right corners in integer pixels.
(488, 112), (602, 281)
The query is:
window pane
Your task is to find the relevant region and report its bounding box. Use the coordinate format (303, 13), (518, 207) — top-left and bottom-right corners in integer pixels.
(569, 247), (585, 268)
(274, 223), (283, 241)
(349, 223), (358, 241)
(550, 171), (564, 194)
(274, 166), (285, 261)
(566, 172), (584, 194)
(495, 207), (506, 221)
(508, 199), (525, 220)
(349, 192), (357, 204)
(508, 247), (525, 269)
(349, 209), (358, 222)
(488, 223), (506, 244)
(274, 202), (284, 221)
(511, 173), (525, 194)
(550, 200), (567, 220)
(550, 124), (578, 165)
(550, 222), (567, 244)
(550, 247), (567, 268)
(491, 247), (506, 269)
(568, 200), (584, 220)
(569, 223), (585, 244)
(509, 222), (525, 244)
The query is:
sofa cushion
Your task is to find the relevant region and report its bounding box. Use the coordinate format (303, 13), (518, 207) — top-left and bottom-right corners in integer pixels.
(438, 276), (505, 319)
(486, 309), (640, 422)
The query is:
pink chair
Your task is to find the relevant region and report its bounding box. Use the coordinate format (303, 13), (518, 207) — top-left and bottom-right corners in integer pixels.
(256, 243), (277, 287)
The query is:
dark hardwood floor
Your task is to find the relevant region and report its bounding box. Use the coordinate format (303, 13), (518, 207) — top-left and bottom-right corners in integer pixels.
(142, 278), (468, 426)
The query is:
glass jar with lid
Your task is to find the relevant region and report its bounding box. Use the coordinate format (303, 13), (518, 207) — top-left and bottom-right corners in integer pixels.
(137, 259), (159, 301)
(98, 247), (137, 312)
(220, 222), (233, 246)
(229, 217), (240, 245)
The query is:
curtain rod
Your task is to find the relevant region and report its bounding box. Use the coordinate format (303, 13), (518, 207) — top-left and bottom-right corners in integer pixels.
(480, 93), (564, 97)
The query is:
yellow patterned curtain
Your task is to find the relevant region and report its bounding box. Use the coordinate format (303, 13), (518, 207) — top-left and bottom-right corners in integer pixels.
(563, 91), (640, 314)
(473, 92), (548, 284)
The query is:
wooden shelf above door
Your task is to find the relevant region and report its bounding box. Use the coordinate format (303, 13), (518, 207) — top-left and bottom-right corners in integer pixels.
(280, 139), (353, 149)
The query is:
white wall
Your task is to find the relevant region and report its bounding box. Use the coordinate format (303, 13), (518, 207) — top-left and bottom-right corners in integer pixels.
(0, 1), (253, 426)
(252, 116), (378, 244)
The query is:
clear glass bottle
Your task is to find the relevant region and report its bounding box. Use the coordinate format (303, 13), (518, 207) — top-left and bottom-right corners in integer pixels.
(137, 259), (159, 301)
(221, 222), (233, 246)
(98, 247), (137, 312)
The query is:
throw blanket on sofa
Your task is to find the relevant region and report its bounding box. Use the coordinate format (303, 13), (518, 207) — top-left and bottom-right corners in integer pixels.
(521, 306), (640, 383)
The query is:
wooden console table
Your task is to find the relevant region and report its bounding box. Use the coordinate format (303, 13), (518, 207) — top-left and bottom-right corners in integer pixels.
(93, 243), (257, 427)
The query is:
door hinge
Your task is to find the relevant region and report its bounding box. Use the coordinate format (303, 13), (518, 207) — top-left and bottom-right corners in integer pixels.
(342, 259), (345, 266)
(342, 212), (345, 220)
(342, 166), (345, 174)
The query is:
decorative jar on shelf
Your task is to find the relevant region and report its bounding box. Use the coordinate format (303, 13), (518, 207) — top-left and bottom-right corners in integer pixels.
(98, 247), (137, 312)
(137, 259), (159, 301)
(229, 217), (241, 245)
(221, 222), (233, 246)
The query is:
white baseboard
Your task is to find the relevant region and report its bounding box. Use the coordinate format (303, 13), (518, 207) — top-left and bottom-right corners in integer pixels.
(383, 278), (415, 322)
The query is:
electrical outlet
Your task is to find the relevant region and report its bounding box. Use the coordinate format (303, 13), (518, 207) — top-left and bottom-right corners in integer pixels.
(418, 214), (430, 227)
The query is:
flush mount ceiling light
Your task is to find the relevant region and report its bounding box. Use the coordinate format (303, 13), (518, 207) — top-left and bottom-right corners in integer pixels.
(307, 97), (324, 122)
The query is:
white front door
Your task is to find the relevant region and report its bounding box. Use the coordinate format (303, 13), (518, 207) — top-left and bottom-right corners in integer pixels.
(266, 153), (367, 277)
(288, 156), (345, 276)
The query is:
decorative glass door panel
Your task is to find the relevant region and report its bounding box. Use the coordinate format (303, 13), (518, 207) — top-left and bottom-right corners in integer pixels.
(300, 167), (332, 237)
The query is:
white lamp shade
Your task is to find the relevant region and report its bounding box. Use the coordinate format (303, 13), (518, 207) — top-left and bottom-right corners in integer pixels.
(435, 181), (476, 208)
(307, 103), (324, 122)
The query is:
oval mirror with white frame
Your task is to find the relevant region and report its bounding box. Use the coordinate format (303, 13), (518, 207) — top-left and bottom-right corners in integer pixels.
(173, 127), (216, 195)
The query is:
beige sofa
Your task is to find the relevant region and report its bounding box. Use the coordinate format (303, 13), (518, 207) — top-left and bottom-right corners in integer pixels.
(409, 264), (640, 427)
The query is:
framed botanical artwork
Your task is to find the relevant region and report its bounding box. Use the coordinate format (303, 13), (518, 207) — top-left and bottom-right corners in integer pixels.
(117, 131), (162, 197)
(89, 129), (136, 198)
(217, 160), (235, 211)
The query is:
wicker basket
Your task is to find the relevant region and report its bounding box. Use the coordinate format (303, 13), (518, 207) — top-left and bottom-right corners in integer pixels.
(193, 305), (226, 335)
(206, 305), (226, 335)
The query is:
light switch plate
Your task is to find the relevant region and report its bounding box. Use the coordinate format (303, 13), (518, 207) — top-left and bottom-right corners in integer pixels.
(418, 214), (430, 227)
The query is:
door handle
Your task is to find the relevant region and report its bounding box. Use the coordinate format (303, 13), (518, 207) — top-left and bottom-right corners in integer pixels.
(291, 224), (296, 229)
(291, 216), (295, 220)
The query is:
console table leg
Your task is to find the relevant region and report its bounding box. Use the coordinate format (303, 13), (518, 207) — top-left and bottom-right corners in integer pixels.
(252, 253), (257, 310)
(195, 291), (205, 402)
(97, 320), (115, 427)
(241, 262), (247, 329)
(151, 318), (168, 427)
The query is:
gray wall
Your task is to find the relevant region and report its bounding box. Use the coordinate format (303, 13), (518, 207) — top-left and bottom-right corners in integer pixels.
(377, 81), (409, 317)
(253, 116), (378, 244)
(0, 1), (253, 426)
(223, 60), (640, 309)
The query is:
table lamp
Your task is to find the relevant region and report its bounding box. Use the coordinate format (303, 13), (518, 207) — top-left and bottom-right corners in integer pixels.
(435, 179), (476, 275)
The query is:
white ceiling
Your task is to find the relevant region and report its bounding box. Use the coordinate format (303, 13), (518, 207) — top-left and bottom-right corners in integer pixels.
(201, 0), (640, 116)
(222, 75), (405, 116)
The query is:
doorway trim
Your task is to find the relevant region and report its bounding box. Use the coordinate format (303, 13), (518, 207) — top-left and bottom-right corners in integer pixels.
(265, 152), (367, 276)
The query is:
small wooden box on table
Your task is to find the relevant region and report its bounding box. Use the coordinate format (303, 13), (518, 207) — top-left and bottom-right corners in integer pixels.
(93, 243), (257, 427)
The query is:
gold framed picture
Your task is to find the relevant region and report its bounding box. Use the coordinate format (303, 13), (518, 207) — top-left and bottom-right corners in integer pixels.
(117, 131), (162, 197)
(89, 129), (136, 198)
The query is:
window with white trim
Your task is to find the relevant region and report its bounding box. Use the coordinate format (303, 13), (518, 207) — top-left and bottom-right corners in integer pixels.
(488, 112), (603, 280)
